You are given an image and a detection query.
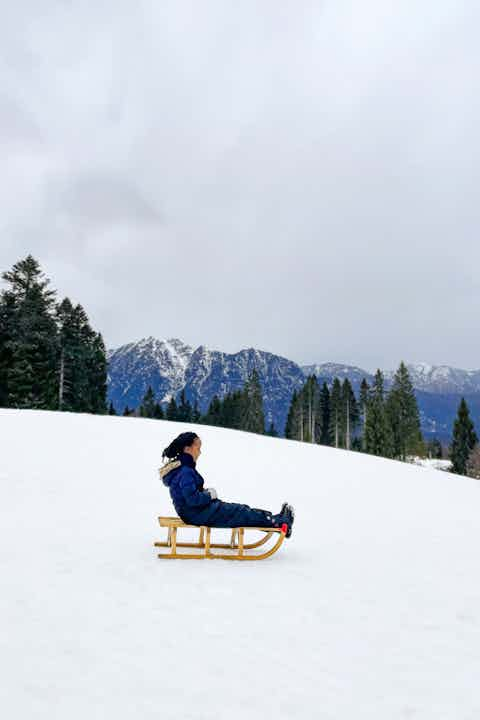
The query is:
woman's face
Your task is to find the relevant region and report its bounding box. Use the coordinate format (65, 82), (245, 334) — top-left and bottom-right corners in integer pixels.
(185, 436), (202, 461)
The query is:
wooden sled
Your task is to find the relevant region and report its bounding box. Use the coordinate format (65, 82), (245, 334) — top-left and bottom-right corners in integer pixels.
(154, 516), (288, 560)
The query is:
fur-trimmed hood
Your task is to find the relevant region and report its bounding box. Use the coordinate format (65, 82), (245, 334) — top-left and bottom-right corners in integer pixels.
(158, 452), (196, 486)
(158, 459), (181, 485)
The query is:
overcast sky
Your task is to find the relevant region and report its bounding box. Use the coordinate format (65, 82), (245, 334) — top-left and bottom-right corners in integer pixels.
(1, 0), (479, 372)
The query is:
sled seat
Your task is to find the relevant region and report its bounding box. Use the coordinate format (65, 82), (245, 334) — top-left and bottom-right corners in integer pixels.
(155, 516), (287, 561)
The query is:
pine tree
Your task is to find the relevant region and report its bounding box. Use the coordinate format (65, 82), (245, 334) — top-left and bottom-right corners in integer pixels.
(108, 401), (116, 415)
(1, 256), (106, 413)
(139, 385), (156, 418)
(341, 378), (360, 450)
(364, 369), (394, 458)
(466, 444), (480, 480)
(70, 304), (91, 412)
(241, 368), (265, 434)
(284, 389), (298, 439)
(266, 420), (278, 437)
(166, 396), (178, 421)
(1, 255), (58, 408)
(319, 382), (331, 445)
(450, 398), (478, 475)
(176, 388), (192, 422)
(359, 378), (370, 451)
(73, 304), (97, 413)
(191, 398), (202, 423)
(220, 391), (239, 428)
(385, 361), (423, 460)
(302, 377), (313, 442)
(426, 437), (443, 459)
(285, 377), (323, 443)
(203, 394), (222, 426)
(87, 332), (108, 414)
(301, 375), (322, 443)
(234, 388), (247, 430)
(153, 402), (164, 419)
(56, 299), (107, 414)
(56, 298), (75, 410)
(0, 292), (16, 407)
(123, 405), (131, 417)
(351, 436), (362, 452)
(329, 378), (342, 448)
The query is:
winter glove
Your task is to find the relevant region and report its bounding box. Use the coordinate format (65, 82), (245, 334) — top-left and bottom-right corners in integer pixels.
(206, 487), (218, 500)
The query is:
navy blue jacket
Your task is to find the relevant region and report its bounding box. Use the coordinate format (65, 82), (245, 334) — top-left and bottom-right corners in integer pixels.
(161, 452), (277, 528)
(161, 452), (220, 524)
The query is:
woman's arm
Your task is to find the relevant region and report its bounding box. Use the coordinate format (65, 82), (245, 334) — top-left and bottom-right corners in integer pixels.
(178, 468), (213, 508)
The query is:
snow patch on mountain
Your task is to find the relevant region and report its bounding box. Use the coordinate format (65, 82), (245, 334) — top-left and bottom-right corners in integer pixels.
(107, 336), (194, 406)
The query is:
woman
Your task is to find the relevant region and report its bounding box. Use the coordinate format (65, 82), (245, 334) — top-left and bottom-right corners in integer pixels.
(159, 431), (294, 537)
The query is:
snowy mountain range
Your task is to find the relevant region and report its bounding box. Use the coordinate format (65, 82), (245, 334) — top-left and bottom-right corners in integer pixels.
(384, 362), (480, 394)
(302, 360), (480, 394)
(302, 362), (375, 392)
(107, 337), (480, 439)
(107, 337), (305, 433)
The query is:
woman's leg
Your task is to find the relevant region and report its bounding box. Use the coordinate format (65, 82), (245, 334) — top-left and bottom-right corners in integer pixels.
(205, 500), (275, 528)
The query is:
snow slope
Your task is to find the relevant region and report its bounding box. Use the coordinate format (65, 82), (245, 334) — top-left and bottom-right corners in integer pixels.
(1, 409), (479, 719)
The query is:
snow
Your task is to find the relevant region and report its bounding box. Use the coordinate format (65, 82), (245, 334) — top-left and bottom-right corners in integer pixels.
(410, 457), (453, 472)
(412, 362), (434, 375)
(1, 409), (480, 719)
(302, 362), (370, 380)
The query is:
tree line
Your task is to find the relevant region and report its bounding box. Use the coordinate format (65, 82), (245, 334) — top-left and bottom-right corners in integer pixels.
(285, 363), (424, 460)
(117, 368), (277, 435)
(283, 362), (480, 478)
(2, 256), (479, 478)
(112, 352), (480, 478)
(0, 255), (107, 413)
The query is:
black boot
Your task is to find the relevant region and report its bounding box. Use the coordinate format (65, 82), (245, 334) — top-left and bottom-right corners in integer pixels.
(284, 505), (294, 538)
(272, 503), (294, 538)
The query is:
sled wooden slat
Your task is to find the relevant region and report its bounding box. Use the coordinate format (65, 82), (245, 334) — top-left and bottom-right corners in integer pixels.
(158, 516), (284, 533)
(159, 516), (195, 528)
(155, 516), (287, 561)
(205, 526), (211, 556)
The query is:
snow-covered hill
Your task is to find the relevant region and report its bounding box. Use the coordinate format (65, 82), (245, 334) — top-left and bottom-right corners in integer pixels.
(1, 409), (479, 719)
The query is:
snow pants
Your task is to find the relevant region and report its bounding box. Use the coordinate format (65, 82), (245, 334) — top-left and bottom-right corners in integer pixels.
(179, 499), (276, 528)
(208, 501), (275, 528)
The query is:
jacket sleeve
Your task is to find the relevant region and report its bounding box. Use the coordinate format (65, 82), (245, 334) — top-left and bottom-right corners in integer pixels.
(178, 468), (213, 508)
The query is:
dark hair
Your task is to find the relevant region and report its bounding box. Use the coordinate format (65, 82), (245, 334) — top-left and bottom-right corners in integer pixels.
(162, 431), (199, 460)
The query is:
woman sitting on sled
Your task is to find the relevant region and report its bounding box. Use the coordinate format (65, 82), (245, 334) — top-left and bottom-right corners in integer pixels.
(159, 431), (294, 537)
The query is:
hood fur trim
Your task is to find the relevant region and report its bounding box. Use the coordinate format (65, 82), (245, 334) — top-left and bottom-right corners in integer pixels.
(158, 459), (181, 480)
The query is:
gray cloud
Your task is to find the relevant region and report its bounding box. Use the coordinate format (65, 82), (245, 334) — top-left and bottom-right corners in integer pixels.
(48, 172), (162, 229)
(1, 0), (479, 372)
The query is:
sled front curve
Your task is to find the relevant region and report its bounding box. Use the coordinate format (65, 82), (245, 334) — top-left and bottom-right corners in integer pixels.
(154, 516), (287, 560)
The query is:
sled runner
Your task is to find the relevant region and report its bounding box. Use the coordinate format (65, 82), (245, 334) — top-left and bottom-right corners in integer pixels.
(154, 516), (288, 560)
